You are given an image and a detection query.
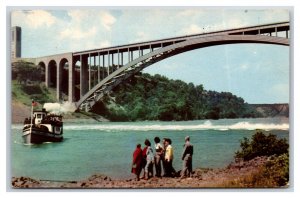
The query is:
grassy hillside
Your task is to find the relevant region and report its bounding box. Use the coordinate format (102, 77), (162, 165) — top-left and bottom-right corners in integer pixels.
(12, 80), (56, 105)
(11, 80), (55, 123)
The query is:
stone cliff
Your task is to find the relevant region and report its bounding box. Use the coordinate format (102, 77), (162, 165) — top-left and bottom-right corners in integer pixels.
(250, 103), (289, 117)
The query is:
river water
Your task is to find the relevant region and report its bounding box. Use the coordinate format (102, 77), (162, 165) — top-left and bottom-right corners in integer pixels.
(11, 118), (289, 181)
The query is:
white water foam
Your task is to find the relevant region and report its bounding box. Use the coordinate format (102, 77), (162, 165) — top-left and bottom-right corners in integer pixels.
(64, 121), (289, 131)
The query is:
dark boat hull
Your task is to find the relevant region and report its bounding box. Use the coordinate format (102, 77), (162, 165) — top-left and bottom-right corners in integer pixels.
(22, 127), (63, 144)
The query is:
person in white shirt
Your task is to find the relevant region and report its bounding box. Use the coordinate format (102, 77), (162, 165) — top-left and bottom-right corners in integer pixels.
(154, 137), (163, 177)
(144, 139), (154, 180)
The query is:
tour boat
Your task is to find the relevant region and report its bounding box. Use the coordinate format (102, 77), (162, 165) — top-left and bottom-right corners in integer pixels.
(22, 108), (63, 144)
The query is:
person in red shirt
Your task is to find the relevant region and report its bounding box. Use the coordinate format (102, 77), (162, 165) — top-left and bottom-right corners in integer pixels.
(131, 144), (143, 181)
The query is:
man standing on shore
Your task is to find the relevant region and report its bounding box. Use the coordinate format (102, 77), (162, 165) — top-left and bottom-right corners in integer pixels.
(181, 136), (193, 178)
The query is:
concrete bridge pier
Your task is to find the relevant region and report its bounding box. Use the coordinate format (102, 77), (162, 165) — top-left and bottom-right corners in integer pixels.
(45, 63), (50, 87)
(80, 55), (89, 98)
(36, 53), (75, 103)
(57, 62), (63, 100)
(68, 59), (75, 103)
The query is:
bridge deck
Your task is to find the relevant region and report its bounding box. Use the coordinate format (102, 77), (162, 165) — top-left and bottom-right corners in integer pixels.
(73, 21), (289, 56)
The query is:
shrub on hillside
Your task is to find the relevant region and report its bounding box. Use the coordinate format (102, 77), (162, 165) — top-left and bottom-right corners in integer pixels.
(246, 153), (289, 187)
(262, 153), (289, 186)
(235, 130), (289, 161)
(12, 61), (43, 84)
(224, 153), (289, 187)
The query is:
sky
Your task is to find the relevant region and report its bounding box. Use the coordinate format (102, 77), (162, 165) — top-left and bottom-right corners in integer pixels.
(10, 8), (290, 104)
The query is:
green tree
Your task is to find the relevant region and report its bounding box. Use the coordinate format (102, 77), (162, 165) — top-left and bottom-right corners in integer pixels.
(12, 61), (42, 84)
(235, 130), (289, 161)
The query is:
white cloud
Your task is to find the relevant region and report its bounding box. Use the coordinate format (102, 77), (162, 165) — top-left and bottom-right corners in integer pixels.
(66, 10), (117, 30)
(53, 10), (116, 51)
(60, 26), (97, 40)
(181, 24), (203, 35)
(99, 11), (116, 31)
(67, 10), (87, 23)
(12, 10), (57, 28)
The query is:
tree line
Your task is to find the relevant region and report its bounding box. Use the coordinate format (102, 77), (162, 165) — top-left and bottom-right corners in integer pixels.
(92, 73), (260, 121)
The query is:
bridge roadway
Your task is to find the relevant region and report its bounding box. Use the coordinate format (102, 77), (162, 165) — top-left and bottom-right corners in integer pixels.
(28, 21), (289, 111)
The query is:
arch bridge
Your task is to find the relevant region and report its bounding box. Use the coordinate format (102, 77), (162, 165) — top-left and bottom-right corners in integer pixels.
(32, 21), (290, 111)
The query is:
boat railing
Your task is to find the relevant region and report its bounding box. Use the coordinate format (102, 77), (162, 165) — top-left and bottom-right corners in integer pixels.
(23, 117), (63, 126)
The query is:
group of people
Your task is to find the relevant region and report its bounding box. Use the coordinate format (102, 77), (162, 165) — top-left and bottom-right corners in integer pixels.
(131, 136), (193, 181)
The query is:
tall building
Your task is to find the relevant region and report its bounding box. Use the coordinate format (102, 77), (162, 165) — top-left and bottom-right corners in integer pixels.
(11, 26), (21, 59)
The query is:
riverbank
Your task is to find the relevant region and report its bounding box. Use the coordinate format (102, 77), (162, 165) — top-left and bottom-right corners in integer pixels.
(11, 156), (287, 189)
(11, 99), (288, 125)
(11, 99), (109, 124)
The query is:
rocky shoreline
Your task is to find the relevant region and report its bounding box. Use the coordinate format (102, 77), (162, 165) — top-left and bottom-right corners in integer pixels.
(12, 156), (283, 189)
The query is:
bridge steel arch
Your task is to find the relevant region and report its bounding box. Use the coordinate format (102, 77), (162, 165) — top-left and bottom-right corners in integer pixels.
(76, 34), (289, 111)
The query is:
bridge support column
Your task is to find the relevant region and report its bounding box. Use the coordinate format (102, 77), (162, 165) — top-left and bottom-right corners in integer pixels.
(128, 48), (130, 63)
(117, 50), (120, 69)
(57, 61), (62, 100)
(80, 55), (89, 97)
(89, 54), (91, 91)
(45, 63), (50, 87)
(111, 53), (114, 72)
(102, 55), (105, 79)
(98, 53), (100, 82)
(107, 52), (110, 75)
(68, 59), (75, 102)
(121, 52), (123, 66)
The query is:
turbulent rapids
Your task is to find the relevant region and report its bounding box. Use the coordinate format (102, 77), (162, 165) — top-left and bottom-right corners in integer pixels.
(12, 119), (289, 131)
(62, 120), (289, 131)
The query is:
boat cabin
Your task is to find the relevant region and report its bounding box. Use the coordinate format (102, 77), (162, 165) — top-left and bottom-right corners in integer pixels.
(33, 108), (47, 125)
